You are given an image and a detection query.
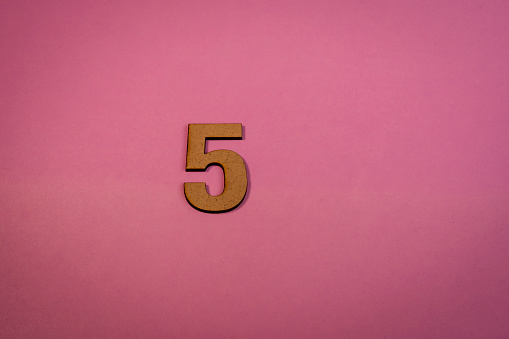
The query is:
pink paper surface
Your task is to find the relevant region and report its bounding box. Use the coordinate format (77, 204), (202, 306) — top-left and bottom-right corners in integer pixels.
(1, 1), (509, 338)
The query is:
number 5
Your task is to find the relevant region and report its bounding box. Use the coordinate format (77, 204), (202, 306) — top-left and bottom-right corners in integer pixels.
(184, 123), (248, 213)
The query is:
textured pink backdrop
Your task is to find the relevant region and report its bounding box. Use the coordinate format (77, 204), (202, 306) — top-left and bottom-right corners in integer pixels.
(1, 1), (509, 338)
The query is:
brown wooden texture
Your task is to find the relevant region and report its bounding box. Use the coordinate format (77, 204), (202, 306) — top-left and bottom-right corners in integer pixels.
(184, 123), (247, 213)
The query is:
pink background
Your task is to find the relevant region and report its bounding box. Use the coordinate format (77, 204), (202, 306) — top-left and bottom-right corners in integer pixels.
(1, 1), (509, 338)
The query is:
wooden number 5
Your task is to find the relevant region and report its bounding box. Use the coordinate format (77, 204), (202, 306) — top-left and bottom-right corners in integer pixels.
(184, 123), (248, 213)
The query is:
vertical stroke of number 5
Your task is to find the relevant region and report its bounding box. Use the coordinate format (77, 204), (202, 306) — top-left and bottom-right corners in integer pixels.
(184, 123), (248, 213)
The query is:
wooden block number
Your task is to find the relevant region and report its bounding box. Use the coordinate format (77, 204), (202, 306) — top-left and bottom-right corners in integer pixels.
(184, 123), (248, 213)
